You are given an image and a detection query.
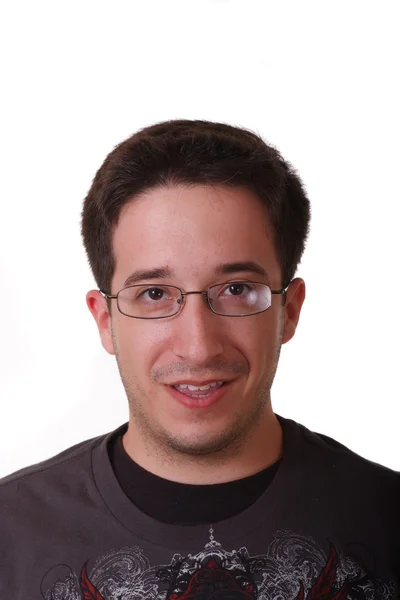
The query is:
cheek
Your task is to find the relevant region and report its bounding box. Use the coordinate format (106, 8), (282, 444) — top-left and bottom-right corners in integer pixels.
(113, 319), (171, 365)
(235, 316), (282, 370)
(237, 315), (279, 349)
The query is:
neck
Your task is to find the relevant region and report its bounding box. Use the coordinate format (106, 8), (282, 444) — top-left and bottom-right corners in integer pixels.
(122, 410), (283, 485)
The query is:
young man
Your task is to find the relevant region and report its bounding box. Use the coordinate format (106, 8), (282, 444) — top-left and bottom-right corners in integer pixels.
(0, 121), (398, 597)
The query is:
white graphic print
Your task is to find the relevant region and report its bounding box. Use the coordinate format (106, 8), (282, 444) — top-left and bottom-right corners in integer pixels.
(41, 529), (397, 599)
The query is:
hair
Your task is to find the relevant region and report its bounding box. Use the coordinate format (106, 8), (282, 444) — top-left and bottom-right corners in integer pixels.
(81, 119), (311, 303)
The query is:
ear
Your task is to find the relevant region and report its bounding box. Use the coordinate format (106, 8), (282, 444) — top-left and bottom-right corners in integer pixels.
(281, 278), (306, 344)
(86, 290), (116, 355)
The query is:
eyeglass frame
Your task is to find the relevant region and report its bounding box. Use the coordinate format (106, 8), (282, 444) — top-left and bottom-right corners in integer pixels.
(99, 280), (291, 320)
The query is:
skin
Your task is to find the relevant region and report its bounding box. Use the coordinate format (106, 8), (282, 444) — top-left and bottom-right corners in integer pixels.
(87, 184), (305, 484)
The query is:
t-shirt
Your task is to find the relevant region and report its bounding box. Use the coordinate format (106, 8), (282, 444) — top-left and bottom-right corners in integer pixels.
(0, 414), (398, 599)
(108, 431), (281, 524)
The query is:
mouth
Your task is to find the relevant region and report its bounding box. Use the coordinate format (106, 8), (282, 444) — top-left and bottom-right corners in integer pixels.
(172, 380), (225, 397)
(165, 380), (231, 409)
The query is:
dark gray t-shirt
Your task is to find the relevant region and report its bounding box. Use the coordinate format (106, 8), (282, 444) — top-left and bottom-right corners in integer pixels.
(0, 415), (399, 599)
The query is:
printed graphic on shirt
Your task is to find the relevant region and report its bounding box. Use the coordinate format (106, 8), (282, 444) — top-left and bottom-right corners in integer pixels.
(40, 529), (397, 600)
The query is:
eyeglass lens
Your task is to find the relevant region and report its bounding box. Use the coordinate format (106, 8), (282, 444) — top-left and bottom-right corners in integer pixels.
(116, 282), (272, 318)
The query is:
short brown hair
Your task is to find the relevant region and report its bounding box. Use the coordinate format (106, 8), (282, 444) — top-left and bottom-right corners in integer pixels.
(81, 120), (310, 297)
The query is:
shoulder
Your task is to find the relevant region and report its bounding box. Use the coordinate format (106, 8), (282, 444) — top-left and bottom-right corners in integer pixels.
(0, 430), (116, 555)
(0, 433), (106, 496)
(281, 415), (399, 494)
(307, 423), (397, 474)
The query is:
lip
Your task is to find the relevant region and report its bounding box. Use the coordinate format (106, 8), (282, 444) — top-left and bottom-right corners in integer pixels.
(165, 380), (232, 409)
(167, 379), (228, 387)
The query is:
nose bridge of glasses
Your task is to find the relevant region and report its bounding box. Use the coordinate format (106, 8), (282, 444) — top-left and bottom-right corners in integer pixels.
(179, 290), (211, 308)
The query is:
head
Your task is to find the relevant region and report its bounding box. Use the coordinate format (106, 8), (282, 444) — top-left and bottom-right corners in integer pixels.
(82, 120), (310, 463)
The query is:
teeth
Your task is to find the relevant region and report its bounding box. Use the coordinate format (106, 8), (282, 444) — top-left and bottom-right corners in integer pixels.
(189, 384), (208, 391)
(175, 381), (223, 391)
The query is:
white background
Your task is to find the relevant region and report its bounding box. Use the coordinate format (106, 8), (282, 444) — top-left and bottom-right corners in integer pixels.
(0, 0), (399, 477)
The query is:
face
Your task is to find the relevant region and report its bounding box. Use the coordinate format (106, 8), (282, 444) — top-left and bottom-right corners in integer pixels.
(87, 185), (305, 459)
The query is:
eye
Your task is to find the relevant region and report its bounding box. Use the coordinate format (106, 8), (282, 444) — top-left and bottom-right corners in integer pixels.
(224, 282), (251, 296)
(139, 287), (169, 301)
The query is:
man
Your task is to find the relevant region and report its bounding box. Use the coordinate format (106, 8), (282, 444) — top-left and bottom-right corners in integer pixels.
(0, 120), (398, 598)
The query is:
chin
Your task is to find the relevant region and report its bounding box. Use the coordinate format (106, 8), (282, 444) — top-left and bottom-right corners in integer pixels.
(163, 426), (244, 457)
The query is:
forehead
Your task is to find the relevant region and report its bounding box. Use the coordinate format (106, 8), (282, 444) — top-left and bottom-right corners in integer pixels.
(112, 184), (279, 283)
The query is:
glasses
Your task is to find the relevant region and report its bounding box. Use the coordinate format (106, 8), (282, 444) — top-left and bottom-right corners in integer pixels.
(100, 281), (289, 319)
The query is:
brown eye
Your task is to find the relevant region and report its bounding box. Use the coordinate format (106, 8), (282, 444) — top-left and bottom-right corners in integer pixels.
(228, 283), (246, 295)
(147, 288), (165, 301)
(136, 287), (170, 302)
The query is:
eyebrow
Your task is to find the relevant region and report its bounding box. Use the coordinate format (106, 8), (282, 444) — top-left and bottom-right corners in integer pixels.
(123, 261), (269, 287)
(215, 261), (269, 281)
(123, 267), (174, 287)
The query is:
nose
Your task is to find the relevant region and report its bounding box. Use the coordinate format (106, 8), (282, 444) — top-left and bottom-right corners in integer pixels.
(172, 293), (224, 365)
